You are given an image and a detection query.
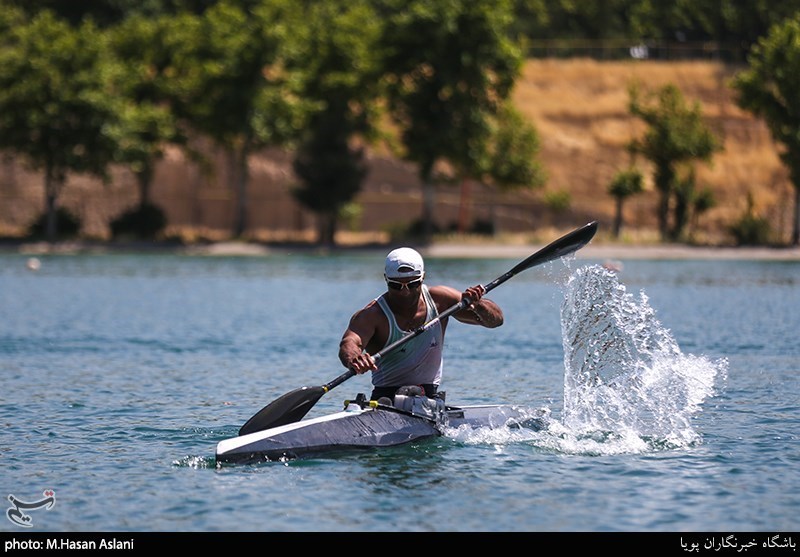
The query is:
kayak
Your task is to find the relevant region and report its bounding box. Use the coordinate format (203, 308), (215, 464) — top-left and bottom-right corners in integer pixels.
(215, 392), (548, 464)
(216, 222), (597, 464)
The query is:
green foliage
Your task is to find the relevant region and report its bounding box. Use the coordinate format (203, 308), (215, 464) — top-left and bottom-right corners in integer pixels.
(173, 0), (311, 148)
(339, 203), (363, 232)
(381, 0), (524, 237)
(543, 189), (571, 213)
(106, 14), (190, 213)
(510, 0), (800, 54)
(608, 168), (644, 199)
(387, 218), (443, 241)
(729, 191), (771, 246)
(629, 84), (721, 168)
(470, 219), (495, 236)
(693, 186), (716, 214)
(0, 2), (26, 32)
(485, 102), (546, 192)
(687, 185), (717, 241)
(6, 0), (799, 247)
(443, 218), (494, 235)
(0, 8), (128, 241)
(0, 11), (124, 180)
(733, 14), (800, 245)
(2, 0), (217, 26)
(28, 207), (81, 239)
(628, 82), (722, 240)
(729, 214), (772, 246)
(10, 0), (800, 49)
(292, 126), (367, 218)
(383, 0), (523, 170)
(109, 203), (167, 240)
(161, 0), (316, 237)
(108, 15), (185, 154)
(289, 0), (383, 245)
(608, 167), (644, 237)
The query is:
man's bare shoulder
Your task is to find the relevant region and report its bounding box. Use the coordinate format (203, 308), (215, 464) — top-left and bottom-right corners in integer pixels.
(349, 297), (383, 323)
(427, 284), (462, 306)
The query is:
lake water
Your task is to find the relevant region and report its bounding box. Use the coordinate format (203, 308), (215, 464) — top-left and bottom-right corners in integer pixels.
(1, 249), (798, 537)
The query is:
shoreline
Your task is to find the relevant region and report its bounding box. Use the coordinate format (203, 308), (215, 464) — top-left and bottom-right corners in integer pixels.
(3, 239), (800, 261)
(426, 243), (800, 261)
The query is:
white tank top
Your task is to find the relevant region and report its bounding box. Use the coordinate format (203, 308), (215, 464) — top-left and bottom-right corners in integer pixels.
(372, 285), (443, 388)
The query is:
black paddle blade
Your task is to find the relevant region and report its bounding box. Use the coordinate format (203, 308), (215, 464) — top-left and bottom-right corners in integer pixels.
(510, 220), (597, 275)
(238, 386), (326, 436)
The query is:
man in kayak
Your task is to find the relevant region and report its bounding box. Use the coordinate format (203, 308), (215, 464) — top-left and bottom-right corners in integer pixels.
(339, 247), (504, 402)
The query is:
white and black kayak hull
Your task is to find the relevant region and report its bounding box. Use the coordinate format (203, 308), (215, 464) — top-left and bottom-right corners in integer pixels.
(216, 396), (546, 464)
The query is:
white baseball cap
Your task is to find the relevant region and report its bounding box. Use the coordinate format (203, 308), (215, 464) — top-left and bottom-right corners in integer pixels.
(384, 247), (424, 279)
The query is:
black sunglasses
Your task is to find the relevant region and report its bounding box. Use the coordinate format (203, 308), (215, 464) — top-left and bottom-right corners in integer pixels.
(386, 277), (423, 291)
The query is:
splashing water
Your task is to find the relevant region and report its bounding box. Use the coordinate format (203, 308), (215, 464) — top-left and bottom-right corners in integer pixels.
(448, 264), (727, 456)
(555, 264), (727, 453)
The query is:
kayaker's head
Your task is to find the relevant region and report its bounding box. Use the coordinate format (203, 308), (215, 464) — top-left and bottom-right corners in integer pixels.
(384, 247), (424, 296)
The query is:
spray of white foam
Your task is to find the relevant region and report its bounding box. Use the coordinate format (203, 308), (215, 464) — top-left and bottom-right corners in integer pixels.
(446, 264), (727, 456)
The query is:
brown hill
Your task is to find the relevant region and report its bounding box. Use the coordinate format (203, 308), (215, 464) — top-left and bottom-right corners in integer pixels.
(513, 58), (791, 244)
(0, 59), (792, 245)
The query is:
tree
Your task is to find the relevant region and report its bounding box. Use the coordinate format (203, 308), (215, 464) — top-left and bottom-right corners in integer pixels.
(733, 15), (800, 246)
(3, 0), (218, 26)
(381, 0), (524, 240)
(169, 0), (311, 239)
(628, 83), (722, 241)
(290, 0), (382, 246)
(292, 114), (368, 246)
(690, 184), (716, 241)
(608, 167), (644, 238)
(0, 10), (125, 241)
(481, 102), (547, 233)
(107, 15), (186, 239)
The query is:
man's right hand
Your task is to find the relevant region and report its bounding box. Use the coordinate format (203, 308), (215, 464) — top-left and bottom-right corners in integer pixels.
(348, 352), (377, 374)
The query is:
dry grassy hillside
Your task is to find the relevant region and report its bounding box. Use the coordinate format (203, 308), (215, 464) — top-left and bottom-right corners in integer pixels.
(513, 59), (792, 244)
(0, 59), (793, 245)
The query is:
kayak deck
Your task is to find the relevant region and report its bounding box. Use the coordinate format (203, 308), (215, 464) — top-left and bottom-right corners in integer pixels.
(215, 393), (547, 465)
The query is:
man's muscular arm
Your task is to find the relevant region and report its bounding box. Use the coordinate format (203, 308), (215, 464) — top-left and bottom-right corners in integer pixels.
(339, 309), (378, 374)
(432, 284), (504, 328)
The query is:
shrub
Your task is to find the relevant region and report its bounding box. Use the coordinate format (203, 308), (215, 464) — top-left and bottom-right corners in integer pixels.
(387, 218), (441, 241)
(729, 213), (771, 246)
(471, 219), (494, 235)
(543, 189), (571, 213)
(110, 203), (167, 240)
(28, 207), (81, 239)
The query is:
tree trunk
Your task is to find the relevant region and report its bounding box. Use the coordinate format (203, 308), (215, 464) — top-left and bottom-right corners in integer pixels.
(457, 179), (471, 233)
(136, 165), (153, 211)
(488, 185), (498, 235)
(422, 178), (435, 240)
(793, 184), (800, 246)
(654, 164), (675, 241)
(317, 212), (336, 247)
(613, 197), (623, 238)
(44, 169), (59, 243)
(672, 191), (690, 241)
(232, 144), (250, 239)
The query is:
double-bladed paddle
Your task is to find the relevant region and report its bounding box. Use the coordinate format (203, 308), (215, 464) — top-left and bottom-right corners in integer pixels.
(238, 220), (598, 436)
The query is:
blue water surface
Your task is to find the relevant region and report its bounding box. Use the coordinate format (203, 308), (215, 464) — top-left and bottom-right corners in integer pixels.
(0, 251), (798, 533)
